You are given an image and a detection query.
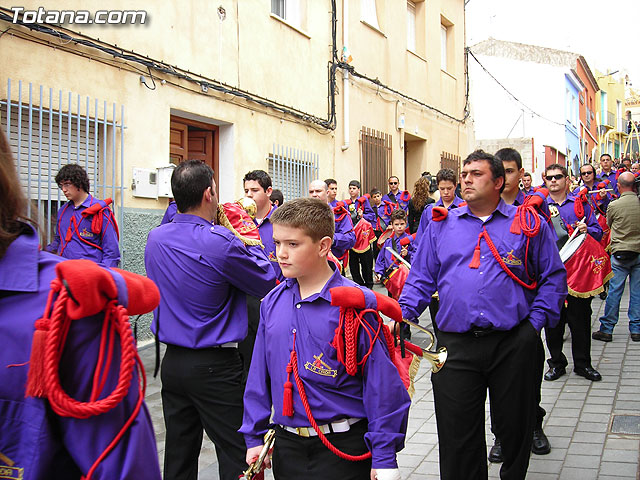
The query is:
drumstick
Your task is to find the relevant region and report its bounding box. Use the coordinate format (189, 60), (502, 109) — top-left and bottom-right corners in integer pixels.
(587, 188), (614, 194)
(568, 217), (585, 242)
(386, 247), (412, 269)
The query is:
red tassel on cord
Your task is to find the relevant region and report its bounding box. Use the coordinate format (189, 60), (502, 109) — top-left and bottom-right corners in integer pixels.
(510, 215), (521, 235)
(468, 232), (483, 269)
(25, 318), (49, 398)
(282, 354), (294, 417)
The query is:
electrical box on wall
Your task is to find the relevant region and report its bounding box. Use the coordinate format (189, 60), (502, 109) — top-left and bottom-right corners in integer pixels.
(132, 168), (158, 198)
(157, 165), (175, 198)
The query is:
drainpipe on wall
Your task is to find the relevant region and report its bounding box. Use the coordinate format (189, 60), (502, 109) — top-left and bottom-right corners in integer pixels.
(341, 0), (350, 152)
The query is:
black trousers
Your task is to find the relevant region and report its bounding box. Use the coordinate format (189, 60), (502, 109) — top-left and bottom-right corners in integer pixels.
(545, 295), (593, 370)
(272, 421), (371, 480)
(161, 344), (246, 480)
(432, 321), (538, 480)
(349, 248), (374, 289)
(238, 295), (261, 382)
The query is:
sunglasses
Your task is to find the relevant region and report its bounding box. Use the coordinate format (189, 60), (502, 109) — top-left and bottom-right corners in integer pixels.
(389, 182), (398, 185)
(580, 171), (593, 176)
(545, 174), (565, 181)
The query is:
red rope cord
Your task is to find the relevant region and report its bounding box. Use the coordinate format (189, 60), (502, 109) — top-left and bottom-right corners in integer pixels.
(38, 280), (142, 479)
(480, 229), (537, 290)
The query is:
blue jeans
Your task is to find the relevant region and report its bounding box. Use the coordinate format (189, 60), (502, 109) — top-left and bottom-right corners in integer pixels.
(598, 253), (640, 334)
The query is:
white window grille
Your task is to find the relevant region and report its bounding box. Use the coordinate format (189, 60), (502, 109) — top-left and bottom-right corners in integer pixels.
(407, 1), (416, 52)
(361, 0), (380, 30)
(268, 144), (319, 203)
(441, 24), (448, 71)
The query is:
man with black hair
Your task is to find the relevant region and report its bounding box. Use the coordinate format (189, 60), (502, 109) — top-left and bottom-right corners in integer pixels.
(145, 160), (276, 480)
(487, 147), (553, 463)
(544, 164), (602, 383)
(522, 172), (534, 195)
(270, 188), (284, 207)
(46, 163), (120, 266)
(325, 178), (339, 207)
(600, 153), (619, 195)
(345, 180), (376, 289)
(400, 150), (566, 480)
(383, 175), (411, 212)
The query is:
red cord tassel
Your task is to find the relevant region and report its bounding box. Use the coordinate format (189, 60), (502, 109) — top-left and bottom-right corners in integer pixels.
(510, 215), (521, 235)
(282, 356), (294, 417)
(25, 318), (49, 398)
(468, 232), (483, 269)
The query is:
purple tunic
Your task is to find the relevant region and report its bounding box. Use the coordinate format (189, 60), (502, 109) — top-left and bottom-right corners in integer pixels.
(46, 194), (120, 267)
(374, 232), (415, 276)
(546, 194), (603, 242)
(416, 196), (464, 239)
(599, 170), (619, 195)
(240, 267), (411, 469)
(332, 208), (356, 259)
(256, 204), (283, 282)
(382, 191), (411, 212)
(571, 185), (611, 216)
(0, 228), (160, 480)
(145, 213), (276, 348)
(160, 201), (178, 225)
(399, 200), (567, 333)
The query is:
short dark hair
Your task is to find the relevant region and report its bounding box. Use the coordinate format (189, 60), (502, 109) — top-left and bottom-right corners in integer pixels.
(545, 163), (568, 177)
(600, 153), (612, 161)
(348, 180), (361, 189)
(243, 170), (272, 191)
(390, 209), (407, 223)
(495, 147), (522, 170)
(271, 198), (334, 242)
(270, 189), (284, 206)
(523, 172), (532, 178)
(55, 164), (90, 193)
(324, 178), (337, 187)
(463, 150), (505, 193)
(171, 160), (214, 213)
(436, 168), (457, 185)
(388, 175), (399, 182)
(370, 188), (382, 196)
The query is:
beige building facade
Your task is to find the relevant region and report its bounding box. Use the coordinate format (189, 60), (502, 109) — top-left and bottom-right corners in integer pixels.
(1, 0), (473, 281)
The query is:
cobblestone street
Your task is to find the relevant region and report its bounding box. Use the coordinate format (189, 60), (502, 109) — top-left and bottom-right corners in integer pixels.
(141, 284), (640, 479)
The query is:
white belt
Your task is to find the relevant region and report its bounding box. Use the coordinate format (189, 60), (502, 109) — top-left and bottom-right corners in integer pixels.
(281, 417), (362, 438)
(215, 341), (238, 348)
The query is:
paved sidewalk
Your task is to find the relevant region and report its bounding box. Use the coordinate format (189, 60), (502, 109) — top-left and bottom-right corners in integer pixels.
(141, 283), (640, 479)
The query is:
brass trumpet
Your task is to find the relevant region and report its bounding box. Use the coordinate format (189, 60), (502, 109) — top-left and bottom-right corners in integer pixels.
(401, 318), (447, 373)
(240, 429), (275, 480)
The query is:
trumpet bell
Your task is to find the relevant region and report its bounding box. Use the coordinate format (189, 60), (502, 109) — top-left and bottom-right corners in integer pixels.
(423, 347), (447, 373)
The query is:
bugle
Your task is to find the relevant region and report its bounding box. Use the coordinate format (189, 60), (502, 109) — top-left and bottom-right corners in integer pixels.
(240, 429), (275, 480)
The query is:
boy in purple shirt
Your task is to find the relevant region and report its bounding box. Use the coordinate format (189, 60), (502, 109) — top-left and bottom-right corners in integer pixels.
(240, 198), (410, 480)
(375, 209), (414, 281)
(46, 163), (120, 267)
(0, 131), (160, 480)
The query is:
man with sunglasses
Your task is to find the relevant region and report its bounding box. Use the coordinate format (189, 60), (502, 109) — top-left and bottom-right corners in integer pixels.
(575, 164), (611, 216)
(544, 164), (603, 382)
(383, 176), (411, 212)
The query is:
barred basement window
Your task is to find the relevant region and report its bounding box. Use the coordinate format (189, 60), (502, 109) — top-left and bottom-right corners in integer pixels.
(268, 144), (319, 203)
(359, 127), (392, 195)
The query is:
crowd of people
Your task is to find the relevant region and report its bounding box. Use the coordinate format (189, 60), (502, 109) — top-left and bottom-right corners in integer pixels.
(2, 118), (640, 480)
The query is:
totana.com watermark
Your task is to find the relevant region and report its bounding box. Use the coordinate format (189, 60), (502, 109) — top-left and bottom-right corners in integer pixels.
(10, 7), (147, 25)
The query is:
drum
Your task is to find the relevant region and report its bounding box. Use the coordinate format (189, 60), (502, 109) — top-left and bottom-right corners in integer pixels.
(560, 232), (613, 297)
(382, 264), (409, 300)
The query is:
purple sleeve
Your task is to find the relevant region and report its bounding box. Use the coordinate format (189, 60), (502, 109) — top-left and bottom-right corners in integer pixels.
(240, 306), (272, 448)
(333, 215), (356, 257)
(360, 314), (410, 468)
(525, 221), (567, 331)
(57, 313), (161, 479)
(584, 203), (603, 242)
(161, 202), (177, 225)
(399, 223), (439, 320)
(222, 239), (277, 298)
(363, 199), (376, 224)
(100, 210), (121, 267)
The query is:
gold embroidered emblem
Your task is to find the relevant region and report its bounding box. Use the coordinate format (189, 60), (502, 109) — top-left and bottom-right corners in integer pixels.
(0, 452), (23, 480)
(502, 249), (522, 266)
(549, 205), (560, 217)
(304, 353), (337, 378)
(590, 255), (608, 274)
(79, 227), (94, 238)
